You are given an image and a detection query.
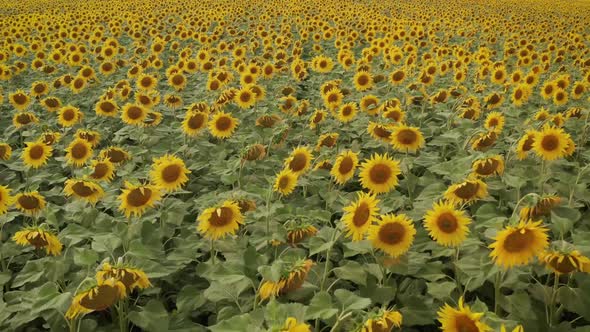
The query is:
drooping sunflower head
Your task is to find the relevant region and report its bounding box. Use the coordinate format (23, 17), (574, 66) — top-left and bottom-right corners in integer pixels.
(65, 278), (126, 320)
(64, 178), (105, 205)
(342, 191), (380, 241)
(368, 214), (416, 258)
(0, 143), (12, 160)
(118, 182), (162, 218)
(519, 195), (561, 220)
(471, 155), (505, 177)
(39, 131), (61, 146)
(516, 130), (537, 160)
(330, 150), (359, 185)
(96, 261), (151, 293)
(444, 178), (488, 206)
(256, 114), (282, 128)
(368, 122), (394, 143)
(532, 125), (570, 161)
(66, 138), (93, 167)
(284, 146), (313, 176)
(471, 131), (497, 151)
(209, 111), (238, 139)
(89, 159), (116, 182)
(14, 191), (46, 216)
(359, 153), (401, 194)
(437, 296), (492, 332)
(315, 133), (339, 151)
(285, 222), (318, 245)
(197, 200), (244, 240)
(75, 129), (101, 148)
(391, 124), (425, 153)
(309, 109), (327, 129)
(0, 185), (13, 215)
(489, 219), (549, 269)
(99, 147), (130, 164)
(360, 308), (403, 332)
(242, 144), (267, 162)
(22, 140), (52, 169)
(13, 225), (62, 256)
(274, 169), (298, 196)
(149, 154), (191, 192)
(360, 94), (381, 115)
(543, 248), (590, 275)
(424, 200), (471, 247)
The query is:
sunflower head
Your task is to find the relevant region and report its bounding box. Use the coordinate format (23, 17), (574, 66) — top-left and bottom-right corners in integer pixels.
(359, 153), (401, 194)
(0, 185), (13, 215)
(14, 191), (46, 216)
(284, 146), (313, 176)
(519, 195), (561, 220)
(66, 138), (93, 167)
(197, 200), (244, 240)
(0, 143), (13, 160)
(342, 192), (380, 241)
(360, 309), (403, 332)
(22, 140), (52, 169)
(274, 169), (298, 196)
(471, 155), (505, 177)
(285, 222), (318, 245)
(532, 125), (570, 161)
(330, 150), (359, 185)
(369, 214), (416, 258)
(543, 248), (590, 275)
(489, 219), (549, 269)
(209, 111), (238, 139)
(89, 159), (116, 182)
(444, 178), (488, 206)
(96, 261), (151, 293)
(424, 201), (471, 247)
(437, 296), (492, 332)
(118, 182), (162, 218)
(65, 278), (126, 320)
(13, 225), (62, 255)
(64, 178), (105, 205)
(391, 124), (425, 153)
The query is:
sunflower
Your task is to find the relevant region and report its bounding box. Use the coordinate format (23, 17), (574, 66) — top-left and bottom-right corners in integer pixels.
(424, 201), (471, 247)
(360, 95), (381, 115)
(182, 111), (208, 136)
(322, 88), (343, 110)
(39, 131), (61, 146)
(64, 179), (105, 205)
(30, 81), (49, 97)
(354, 70), (374, 91)
(330, 150), (359, 185)
(0, 185), (13, 215)
(285, 223), (318, 245)
(40, 97), (61, 112)
(121, 104), (148, 126)
(58, 105), (83, 127)
(337, 102), (358, 123)
(444, 178), (488, 206)
(99, 147), (130, 164)
(209, 111), (238, 139)
(89, 159), (115, 182)
(360, 309), (403, 332)
(543, 249), (590, 274)
(95, 99), (119, 117)
(70, 76), (87, 94)
(279, 317), (311, 332)
(13, 226), (62, 256)
(471, 155), (505, 177)
(96, 262), (151, 293)
(540, 81), (556, 99)
(519, 195), (561, 220)
(471, 131), (497, 151)
(315, 133), (339, 151)
(309, 109), (327, 129)
(342, 192), (380, 241)
(259, 259), (313, 300)
(516, 130), (537, 160)
(9, 90), (31, 111)
(118, 182), (162, 218)
(571, 82), (586, 100)
(12, 112), (39, 128)
(390, 68), (406, 85)
(553, 88), (568, 106)
(274, 169), (298, 196)
(484, 92), (504, 109)
(382, 106), (406, 123)
(149, 154), (191, 192)
(368, 214), (416, 258)
(359, 153), (401, 194)
(242, 144), (267, 162)
(136, 73), (157, 91)
(14, 191), (46, 216)
(66, 138), (93, 167)
(234, 86), (256, 109)
(437, 296), (492, 332)
(484, 112), (505, 133)
(75, 129), (101, 148)
(168, 73), (187, 91)
(284, 146), (313, 176)
(367, 122), (394, 143)
(65, 278), (126, 320)
(22, 140), (52, 168)
(0, 143), (11, 160)
(197, 200), (244, 240)
(489, 219), (549, 268)
(532, 125), (570, 161)
(390, 124), (425, 153)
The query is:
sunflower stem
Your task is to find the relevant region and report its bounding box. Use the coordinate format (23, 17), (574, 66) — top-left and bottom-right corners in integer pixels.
(453, 246), (463, 295)
(210, 239), (216, 265)
(539, 159), (546, 194)
(549, 274), (560, 326)
(494, 269), (504, 315)
(320, 230), (340, 291)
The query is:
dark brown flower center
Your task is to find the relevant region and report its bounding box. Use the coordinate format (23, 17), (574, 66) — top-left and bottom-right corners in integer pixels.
(397, 129), (417, 145)
(436, 212), (458, 233)
(28, 145), (45, 160)
(454, 314), (479, 332)
(378, 222), (405, 245)
(215, 116), (232, 131)
(541, 134), (559, 151)
(72, 181), (96, 197)
(352, 202), (370, 227)
(126, 188), (152, 207)
(289, 153), (307, 172)
(71, 143), (88, 159)
(209, 207), (233, 226)
(338, 157), (354, 174)
(502, 228), (534, 253)
(454, 181), (479, 199)
(162, 164), (181, 183)
(91, 163), (110, 179)
(80, 285), (120, 311)
(126, 106), (144, 120)
(369, 164), (392, 184)
(18, 195), (40, 209)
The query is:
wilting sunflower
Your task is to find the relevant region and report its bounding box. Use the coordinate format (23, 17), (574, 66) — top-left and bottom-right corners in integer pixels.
(471, 155), (505, 177)
(65, 278), (126, 320)
(121, 104), (148, 126)
(100, 147), (130, 164)
(342, 192), (380, 241)
(9, 90), (31, 111)
(58, 105), (83, 127)
(13, 226), (62, 255)
(259, 259), (314, 300)
(182, 111), (208, 136)
(256, 114), (282, 128)
(519, 195), (561, 220)
(22, 141), (52, 168)
(0, 185), (13, 215)
(242, 144), (267, 162)
(444, 178), (488, 206)
(360, 309), (403, 332)
(489, 220), (549, 269)
(532, 125), (570, 161)
(285, 222), (318, 245)
(197, 200), (244, 240)
(368, 122), (394, 143)
(149, 154), (191, 192)
(390, 124), (425, 153)
(89, 159), (115, 182)
(279, 317), (311, 332)
(315, 133), (339, 151)
(359, 153), (401, 194)
(424, 201), (471, 247)
(337, 102), (358, 123)
(274, 169), (298, 196)
(330, 150), (359, 185)
(309, 109), (327, 129)
(543, 249), (590, 275)
(95, 99), (119, 117)
(118, 182), (162, 218)
(64, 179), (105, 205)
(471, 131), (497, 151)
(14, 191), (46, 216)
(368, 214), (416, 258)
(284, 146), (313, 176)
(484, 112), (505, 133)
(65, 138), (93, 167)
(516, 130), (537, 160)
(0, 143), (12, 160)
(437, 296), (491, 332)
(96, 262), (151, 293)
(209, 111), (238, 139)
(12, 112), (39, 128)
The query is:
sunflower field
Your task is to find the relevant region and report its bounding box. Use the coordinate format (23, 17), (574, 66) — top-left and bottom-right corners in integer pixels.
(1, 0), (590, 331)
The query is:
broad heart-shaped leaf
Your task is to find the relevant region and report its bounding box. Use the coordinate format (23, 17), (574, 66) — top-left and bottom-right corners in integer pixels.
(175, 285), (206, 315)
(333, 260), (367, 286)
(264, 300), (307, 327)
(128, 299), (170, 332)
(550, 206), (581, 236)
(557, 274), (590, 321)
(11, 259), (45, 288)
(305, 291), (338, 320)
(204, 277), (251, 302)
(209, 310), (265, 332)
(427, 281), (456, 300)
(334, 289), (371, 313)
(73, 247), (99, 266)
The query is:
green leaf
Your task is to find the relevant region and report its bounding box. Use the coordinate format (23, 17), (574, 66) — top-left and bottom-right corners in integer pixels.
(128, 300), (170, 332)
(73, 247), (99, 266)
(333, 261), (367, 286)
(427, 281), (455, 300)
(550, 207), (581, 236)
(176, 285), (206, 314)
(334, 289), (371, 312)
(204, 278), (251, 302)
(305, 291), (338, 320)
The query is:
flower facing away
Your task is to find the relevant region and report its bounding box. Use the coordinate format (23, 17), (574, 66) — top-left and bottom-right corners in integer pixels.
(259, 259), (314, 301)
(360, 309), (403, 332)
(13, 226), (62, 255)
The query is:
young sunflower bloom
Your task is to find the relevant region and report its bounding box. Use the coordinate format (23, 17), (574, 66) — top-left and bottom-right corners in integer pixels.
(22, 141), (52, 169)
(368, 122), (394, 143)
(64, 178), (105, 205)
(197, 200), (244, 240)
(519, 195), (561, 220)
(0, 143), (12, 160)
(65, 278), (126, 320)
(516, 130), (537, 160)
(0, 185), (13, 215)
(259, 259), (314, 300)
(484, 112), (505, 133)
(100, 147), (130, 164)
(9, 90), (31, 111)
(234, 86), (256, 109)
(14, 191), (46, 216)
(284, 147), (313, 176)
(95, 99), (119, 117)
(315, 133), (339, 151)
(489, 220), (549, 269)
(444, 178), (488, 206)
(121, 104), (148, 126)
(149, 154), (191, 192)
(118, 182), (162, 218)
(209, 111), (238, 139)
(58, 105), (83, 127)
(330, 150), (359, 185)
(360, 309), (403, 332)
(89, 159), (116, 182)
(39, 131), (61, 146)
(182, 111), (208, 136)
(359, 153), (401, 194)
(12, 112), (39, 128)
(285, 223), (318, 245)
(390, 124), (425, 153)
(437, 296), (492, 332)
(532, 126), (570, 161)
(65, 138), (93, 167)
(471, 155), (505, 177)
(96, 262), (151, 293)
(424, 201), (471, 247)
(337, 102), (358, 123)
(342, 192), (380, 241)
(354, 70), (374, 92)
(274, 169), (298, 196)
(13, 226), (62, 256)
(279, 317), (311, 332)
(543, 249), (590, 275)
(368, 214), (416, 258)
